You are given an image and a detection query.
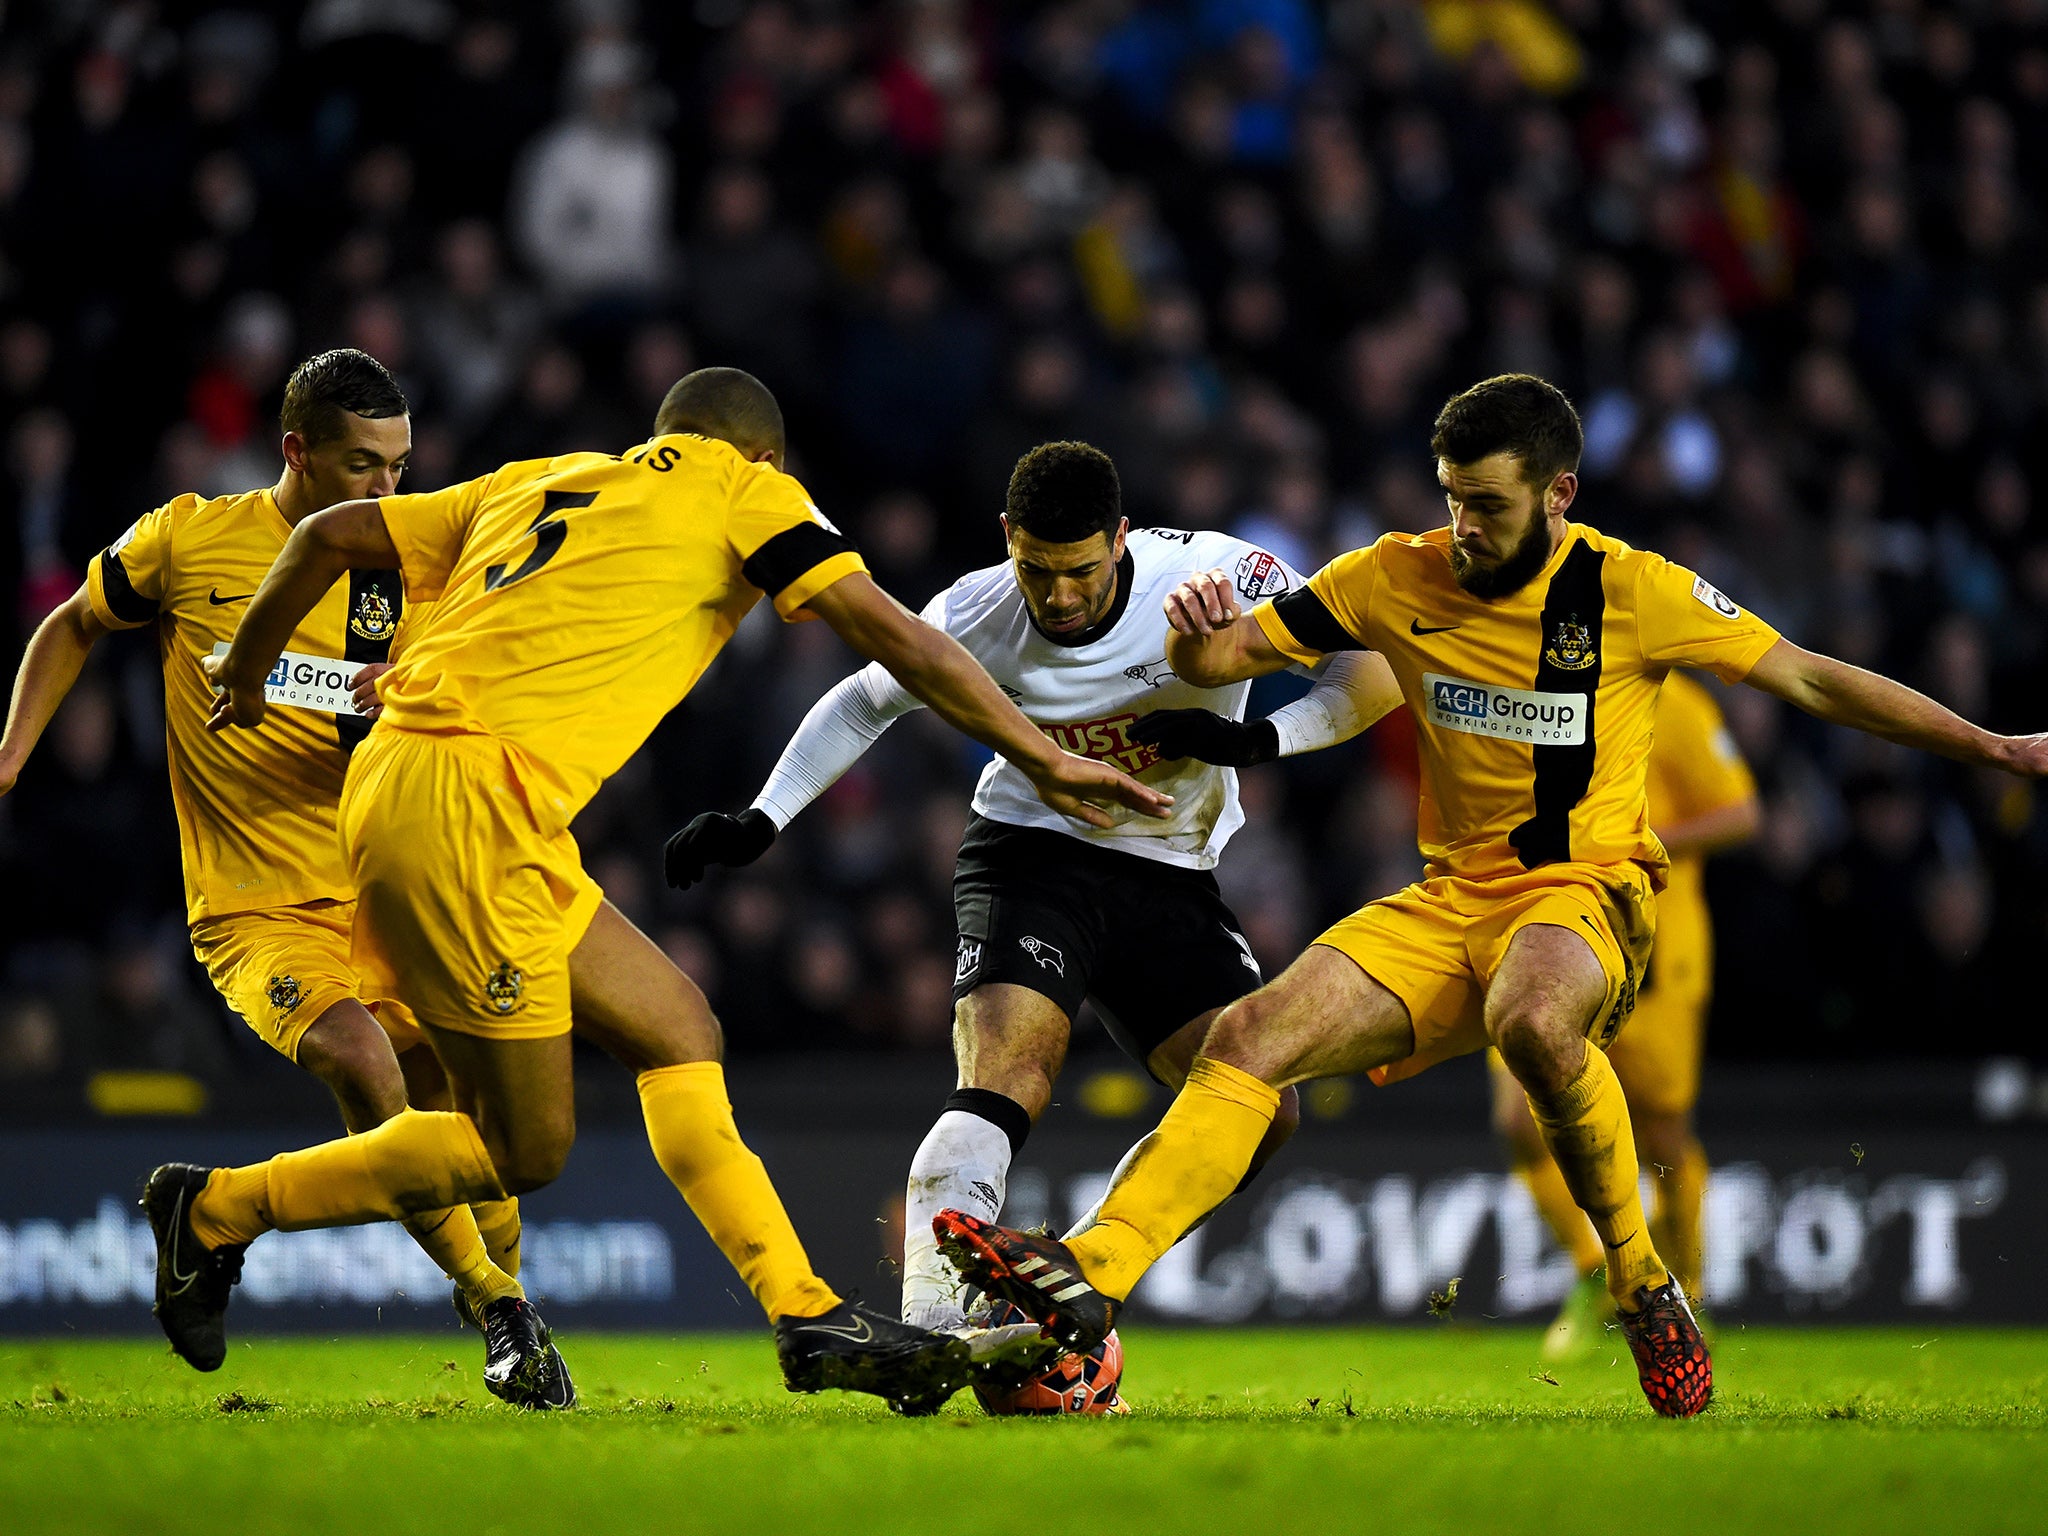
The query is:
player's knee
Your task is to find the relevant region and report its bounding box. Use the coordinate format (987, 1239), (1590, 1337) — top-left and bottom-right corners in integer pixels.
(1200, 990), (1289, 1082)
(297, 1010), (407, 1123)
(1490, 1008), (1583, 1098)
(489, 1130), (573, 1196)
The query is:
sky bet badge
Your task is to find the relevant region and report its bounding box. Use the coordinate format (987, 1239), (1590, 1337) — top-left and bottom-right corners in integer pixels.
(211, 643), (363, 716)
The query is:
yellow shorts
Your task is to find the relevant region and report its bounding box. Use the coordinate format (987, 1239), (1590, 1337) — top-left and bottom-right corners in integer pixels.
(1313, 862), (1658, 1088)
(189, 900), (422, 1062)
(339, 727), (604, 1039)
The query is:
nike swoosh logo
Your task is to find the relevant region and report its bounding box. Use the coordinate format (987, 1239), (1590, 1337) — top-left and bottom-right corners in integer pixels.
(1605, 1230), (1639, 1251)
(166, 1187), (200, 1294)
(802, 1315), (874, 1344)
(208, 589), (256, 606)
(1410, 619), (1461, 636)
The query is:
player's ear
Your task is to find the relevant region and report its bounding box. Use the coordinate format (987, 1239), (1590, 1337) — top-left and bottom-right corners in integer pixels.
(1548, 472), (1578, 517)
(281, 431), (311, 475)
(1112, 518), (1128, 561)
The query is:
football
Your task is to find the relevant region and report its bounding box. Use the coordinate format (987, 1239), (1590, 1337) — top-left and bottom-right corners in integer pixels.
(972, 1302), (1129, 1416)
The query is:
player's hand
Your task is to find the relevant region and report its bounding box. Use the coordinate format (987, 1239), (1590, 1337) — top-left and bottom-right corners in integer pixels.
(1026, 751), (1173, 829)
(200, 652), (266, 731)
(1131, 709), (1279, 768)
(349, 662), (391, 721)
(1996, 732), (2048, 776)
(1164, 568), (1240, 636)
(664, 807), (778, 888)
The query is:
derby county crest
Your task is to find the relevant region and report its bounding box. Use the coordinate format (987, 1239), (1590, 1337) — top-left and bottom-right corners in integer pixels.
(1544, 616), (1597, 672)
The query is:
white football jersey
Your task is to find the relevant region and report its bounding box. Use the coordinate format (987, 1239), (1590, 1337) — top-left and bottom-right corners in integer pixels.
(867, 527), (1305, 869)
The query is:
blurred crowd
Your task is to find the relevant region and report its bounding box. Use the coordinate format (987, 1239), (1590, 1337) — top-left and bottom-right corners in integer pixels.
(4, 0), (2048, 1105)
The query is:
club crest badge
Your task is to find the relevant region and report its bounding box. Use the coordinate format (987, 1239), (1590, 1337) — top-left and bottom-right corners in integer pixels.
(350, 588), (397, 642)
(485, 962), (524, 1015)
(1544, 616), (1598, 672)
(267, 975), (303, 1015)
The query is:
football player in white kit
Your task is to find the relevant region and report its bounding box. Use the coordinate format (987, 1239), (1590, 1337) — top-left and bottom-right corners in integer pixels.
(664, 441), (1402, 1353)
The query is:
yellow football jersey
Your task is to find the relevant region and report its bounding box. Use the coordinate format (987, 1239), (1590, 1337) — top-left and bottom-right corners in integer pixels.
(1255, 522), (1779, 885)
(1643, 667), (1757, 974)
(371, 434), (865, 831)
(86, 487), (408, 923)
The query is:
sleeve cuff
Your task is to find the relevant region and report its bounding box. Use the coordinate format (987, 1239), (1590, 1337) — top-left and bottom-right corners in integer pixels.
(1712, 627), (1783, 684)
(772, 550), (868, 620)
(86, 556), (156, 629)
(1253, 601), (1324, 666)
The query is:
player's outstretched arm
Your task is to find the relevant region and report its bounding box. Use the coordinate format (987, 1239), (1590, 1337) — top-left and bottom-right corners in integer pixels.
(203, 499), (399, 731)
(0, 585), (110, 795)
(1162, 567), (1298, 687)
(664, 667), (916, 888)
(1743, 638), (2048, 774)
(1133, 651), (1404, 767)
(801, 572), (1172, 829)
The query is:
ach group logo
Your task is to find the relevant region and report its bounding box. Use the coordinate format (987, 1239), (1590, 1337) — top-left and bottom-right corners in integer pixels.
(1424, 672), (1588, 745)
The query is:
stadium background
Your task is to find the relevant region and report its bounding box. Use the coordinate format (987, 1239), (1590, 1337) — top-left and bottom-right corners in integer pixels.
(1, 0), (2045, 1331)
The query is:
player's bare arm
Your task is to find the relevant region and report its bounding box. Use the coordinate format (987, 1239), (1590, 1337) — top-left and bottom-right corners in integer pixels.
(801, 571), (1172, 829)
(0, 585), (112, 795)
(1742, 638), (2048, 775)
(1134, 650), (1404, 767)
(1163, 568), (1298, 687)
(203, 498), (399, 731)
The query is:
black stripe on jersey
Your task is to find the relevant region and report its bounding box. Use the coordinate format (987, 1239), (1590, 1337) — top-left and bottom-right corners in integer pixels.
(337, 569), (404, 753)
(742, 522), (858, 600)
(1508, 540), (1606, 869)
(98, 550), (158, 624)
(1269, 586), (1365, 653)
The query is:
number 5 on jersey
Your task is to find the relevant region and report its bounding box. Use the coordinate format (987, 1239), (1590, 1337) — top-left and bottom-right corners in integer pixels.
(485, 489), (597, 592)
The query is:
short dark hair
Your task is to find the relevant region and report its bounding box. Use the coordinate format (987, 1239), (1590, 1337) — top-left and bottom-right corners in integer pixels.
(1006, 441), (1121, 543)
(654, 367), (785, 462)
(280, 349), (409, 447)
(1430, 374), (1583, 487)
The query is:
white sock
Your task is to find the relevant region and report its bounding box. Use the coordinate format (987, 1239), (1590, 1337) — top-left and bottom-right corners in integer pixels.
(902, 1109), (1015, 1330)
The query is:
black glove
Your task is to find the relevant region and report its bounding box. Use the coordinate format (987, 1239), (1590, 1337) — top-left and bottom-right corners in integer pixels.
(1129, 710), (1280, 768)
(664, 807), (778, 889)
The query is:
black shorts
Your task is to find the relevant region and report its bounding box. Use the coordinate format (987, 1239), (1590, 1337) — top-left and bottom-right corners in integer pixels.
(950, 816), (1264, 1072)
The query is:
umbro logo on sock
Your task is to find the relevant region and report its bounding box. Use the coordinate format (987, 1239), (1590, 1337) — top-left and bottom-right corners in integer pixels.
(969, 1181), (999, 1213)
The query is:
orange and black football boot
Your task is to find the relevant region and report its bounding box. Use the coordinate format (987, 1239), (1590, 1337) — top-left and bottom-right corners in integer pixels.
(932, 1210), (1119, 1352)
(1618, 1279), (1712, 1417)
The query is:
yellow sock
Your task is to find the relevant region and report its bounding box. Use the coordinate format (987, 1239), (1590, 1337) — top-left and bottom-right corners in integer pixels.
(404, 1206), (523, 1308)
(470, 1197), (523, 1277)
(1526, 1049), (1670, 1309)
(1067, 1057), (1279, 1300)
(637, 1063), (840, 1321)
(1512, 1148), (1604, 1276)
(188, 1109), (504, 1249)
(1650, 1138), (1708, 1300)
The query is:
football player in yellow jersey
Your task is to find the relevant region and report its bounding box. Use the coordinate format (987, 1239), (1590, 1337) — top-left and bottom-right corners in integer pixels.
(0, 350), (551, 1401)
(934, 373), (2048, 1419)
(1490, 669), (1758, 1358)
(148, 368), (1170, 1413)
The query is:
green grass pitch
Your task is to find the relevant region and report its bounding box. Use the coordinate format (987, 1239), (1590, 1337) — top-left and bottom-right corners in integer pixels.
(4, 1327), (2043, 1535)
